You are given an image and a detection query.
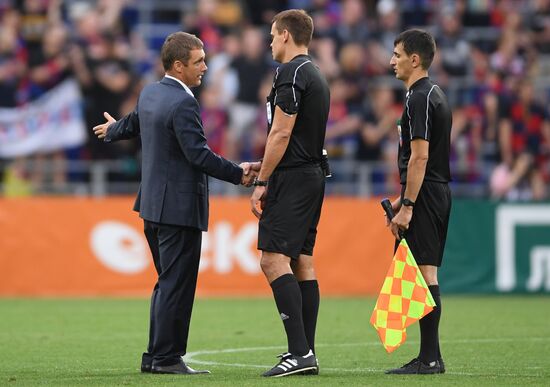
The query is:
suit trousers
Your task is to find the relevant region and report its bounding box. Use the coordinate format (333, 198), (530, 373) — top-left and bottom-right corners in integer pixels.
(142, 219), (202, 366)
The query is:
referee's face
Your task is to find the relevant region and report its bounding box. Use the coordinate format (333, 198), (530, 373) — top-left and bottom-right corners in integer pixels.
(270, 22), (284, 62)
(390, 43), (412, 82)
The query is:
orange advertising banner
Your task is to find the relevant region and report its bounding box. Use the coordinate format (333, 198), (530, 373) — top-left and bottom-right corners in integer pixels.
(0, 197), (394, 296)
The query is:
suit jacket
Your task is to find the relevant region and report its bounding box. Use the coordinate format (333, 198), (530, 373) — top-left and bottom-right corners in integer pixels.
(105, 77), (242, 231)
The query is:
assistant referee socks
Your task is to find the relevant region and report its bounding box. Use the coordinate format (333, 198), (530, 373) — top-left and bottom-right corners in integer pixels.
(299, 280), (319, 354)
(270, 274), (309, 356)
(418, 284), (442, 364)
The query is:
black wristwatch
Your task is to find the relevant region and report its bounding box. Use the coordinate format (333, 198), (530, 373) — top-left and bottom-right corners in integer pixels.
(402, 198), (415, 207)
(253, 177), (268, 187)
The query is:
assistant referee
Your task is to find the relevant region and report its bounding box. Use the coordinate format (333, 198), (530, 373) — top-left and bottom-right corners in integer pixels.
(385, 29), (452, 375)
(249, 9), (330, 378)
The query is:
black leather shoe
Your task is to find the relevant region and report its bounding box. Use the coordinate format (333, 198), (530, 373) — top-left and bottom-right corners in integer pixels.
(385, 358), (444, 374)
(151, 360), (210, 375)
(141, 352), (152, 373)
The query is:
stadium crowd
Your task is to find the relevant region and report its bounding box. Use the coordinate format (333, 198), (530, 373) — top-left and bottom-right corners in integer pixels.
(1, 0), (549, 200)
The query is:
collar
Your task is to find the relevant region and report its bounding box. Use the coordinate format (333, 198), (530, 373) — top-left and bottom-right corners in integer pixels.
(164, 74), (194, 97)
(408, 76), (430, 91)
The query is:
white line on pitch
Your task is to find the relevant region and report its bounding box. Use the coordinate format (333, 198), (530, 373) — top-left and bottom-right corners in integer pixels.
(183, 336), (550, 375)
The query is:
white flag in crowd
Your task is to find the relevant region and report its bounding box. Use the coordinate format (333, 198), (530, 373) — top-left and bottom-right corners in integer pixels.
(0, 79), (87, 158)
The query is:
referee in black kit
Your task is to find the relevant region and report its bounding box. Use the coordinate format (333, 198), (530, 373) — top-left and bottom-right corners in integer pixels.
(385, 29), (452, 374)
(249, 9), (330, 377)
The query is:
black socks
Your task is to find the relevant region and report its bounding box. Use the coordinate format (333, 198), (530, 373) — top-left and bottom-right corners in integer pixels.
(270, 274), (309, 356)
(419, 284), (441, 364)
(299, 280), (320, 353)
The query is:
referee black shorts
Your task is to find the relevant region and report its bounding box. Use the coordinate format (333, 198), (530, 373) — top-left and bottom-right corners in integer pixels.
(258, 165), (325, 260)
(397, 181), (452, 267)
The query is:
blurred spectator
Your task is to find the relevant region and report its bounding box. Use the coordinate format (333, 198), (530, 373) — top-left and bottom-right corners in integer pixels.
(338, 42), (366, 110)
(365, 0), (401, 77)
(243, 0), (287, 26)
(226, 26), (270, 159)
(436, 7), (470, 77)
(356, 83), (401, 193)
(199, 84), (227, 156)
(325, 77), (362, 159)
(26, 23), (70, 100)
(310, 36), (340, 79)
(331, 0), (369, 49)
(75, 31), (134, 160)
(203, 32), (240, 107)
(0, 24), (26, 107)
(493, 80), (550, 200)
(526, 0), (550, 53)
(16, 0), (63, 67)
(2, 158), (33, 197)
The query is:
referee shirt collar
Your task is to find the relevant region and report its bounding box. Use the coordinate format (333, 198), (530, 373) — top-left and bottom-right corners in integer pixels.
(409, 76), (430, 91)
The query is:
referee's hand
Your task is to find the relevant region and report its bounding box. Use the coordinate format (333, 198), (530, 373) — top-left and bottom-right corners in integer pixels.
(251, 185), (266, 219)
(390, 206), (412, 240)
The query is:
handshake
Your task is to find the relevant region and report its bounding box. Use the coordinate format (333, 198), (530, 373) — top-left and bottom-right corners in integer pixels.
(239, 161), (262, 187)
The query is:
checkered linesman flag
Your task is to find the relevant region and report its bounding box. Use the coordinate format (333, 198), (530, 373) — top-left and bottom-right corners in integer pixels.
(370, 238), (436, 353)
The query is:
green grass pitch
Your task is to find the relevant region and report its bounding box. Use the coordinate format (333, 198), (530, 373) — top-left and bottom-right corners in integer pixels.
(0, 296), (548, 386)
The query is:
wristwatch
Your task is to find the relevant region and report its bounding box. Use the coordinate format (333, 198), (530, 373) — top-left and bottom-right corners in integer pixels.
(402, 198), (415, 207)
(253, 177), (268, 187)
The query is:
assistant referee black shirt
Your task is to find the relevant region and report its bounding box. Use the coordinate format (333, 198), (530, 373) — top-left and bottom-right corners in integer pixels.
(398, 77), (452, 184)
(266, 54), (330, 169)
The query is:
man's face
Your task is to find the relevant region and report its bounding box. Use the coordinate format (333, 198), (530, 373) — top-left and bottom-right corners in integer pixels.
(270, 22), (284, 62)
(390, 42), (413, 82)
(181, 48), (207, 87)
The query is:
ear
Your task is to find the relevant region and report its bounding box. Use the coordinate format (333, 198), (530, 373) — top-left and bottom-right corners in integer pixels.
(173, 60), (184, 73)
(283, 29), (290, 43)
(411, 53), (421, 69)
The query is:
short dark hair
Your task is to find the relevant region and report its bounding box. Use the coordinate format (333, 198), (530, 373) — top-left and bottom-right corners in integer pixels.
(161, 32), (203, 71)
(272, 9), (313, 47)
(394, 29), (436, 70)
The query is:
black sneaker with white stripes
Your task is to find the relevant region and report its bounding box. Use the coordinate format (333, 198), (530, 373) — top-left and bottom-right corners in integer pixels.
(302, 355), (319, 375)
(262, 350), (317, 377)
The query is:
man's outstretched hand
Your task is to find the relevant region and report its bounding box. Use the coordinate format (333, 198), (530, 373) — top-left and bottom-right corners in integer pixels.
(93, 112), (116, 139)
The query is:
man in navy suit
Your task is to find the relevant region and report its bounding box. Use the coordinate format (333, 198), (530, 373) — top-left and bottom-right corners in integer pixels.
(93, 32), (258, 375)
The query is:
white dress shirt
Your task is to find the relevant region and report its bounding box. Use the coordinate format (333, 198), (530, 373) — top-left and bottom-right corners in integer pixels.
(164, 74), (194, 98)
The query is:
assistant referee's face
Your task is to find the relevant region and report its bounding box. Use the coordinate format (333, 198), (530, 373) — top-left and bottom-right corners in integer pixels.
(390, 43), (412, 83)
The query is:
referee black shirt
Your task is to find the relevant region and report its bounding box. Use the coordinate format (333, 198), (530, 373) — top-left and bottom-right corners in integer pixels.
(266, 54), (330, 169)
(398, 77), (452, 184)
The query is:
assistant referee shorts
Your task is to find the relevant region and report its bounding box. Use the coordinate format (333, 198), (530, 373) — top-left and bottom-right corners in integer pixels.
(398, 181), (452, 267)
(258, 165), (325, 260)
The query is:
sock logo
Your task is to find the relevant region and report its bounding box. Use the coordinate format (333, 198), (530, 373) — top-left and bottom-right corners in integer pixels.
(280, 313), (289, 321)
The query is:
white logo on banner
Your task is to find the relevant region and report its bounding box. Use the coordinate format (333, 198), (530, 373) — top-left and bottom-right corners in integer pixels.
(89, 220), (260, 275)
(90, 221), (149, 274)
(200, 221), (261, 274)
(495, 205), (550, 292)
(526, 246), (550, 291)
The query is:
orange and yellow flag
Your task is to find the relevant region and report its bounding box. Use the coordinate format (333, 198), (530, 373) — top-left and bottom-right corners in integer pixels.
(370, 239), (436, 353)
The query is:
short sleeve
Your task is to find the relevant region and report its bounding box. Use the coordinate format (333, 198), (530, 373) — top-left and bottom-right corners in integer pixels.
(408, 91), (431, 141)
(273, 62), (308, 115)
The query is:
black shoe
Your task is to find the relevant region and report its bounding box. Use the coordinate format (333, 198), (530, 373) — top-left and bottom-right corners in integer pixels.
(141, 352), (152, 373)
(438, 357), (445, 374)
(151, 359), (210, 375)
(262, 350), (317, 377)
(385, 358), (444, 375)
(301, 355), (319, 375)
